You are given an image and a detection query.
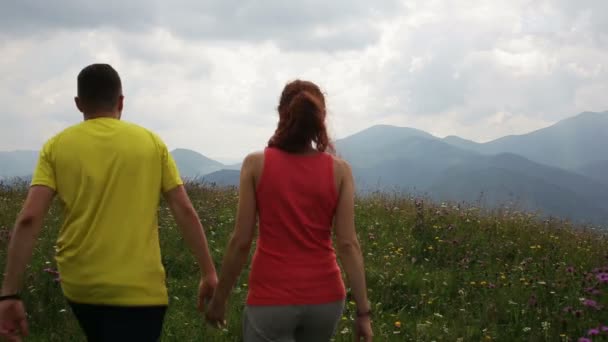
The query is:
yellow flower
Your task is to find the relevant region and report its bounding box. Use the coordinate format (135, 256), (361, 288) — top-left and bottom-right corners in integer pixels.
(470, 281), (476, 285)
(394, 321), (402, 328)
(480, 281), (487, 286)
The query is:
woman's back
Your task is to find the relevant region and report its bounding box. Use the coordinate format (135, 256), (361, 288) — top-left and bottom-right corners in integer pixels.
(247, 147), (346, 305)
(206, 79), (372, 341)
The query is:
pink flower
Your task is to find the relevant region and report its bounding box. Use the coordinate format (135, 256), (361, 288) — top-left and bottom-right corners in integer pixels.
(583, 299), (601, 310)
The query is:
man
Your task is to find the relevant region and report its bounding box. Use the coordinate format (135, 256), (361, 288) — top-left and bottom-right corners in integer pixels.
(0, 64), (217, 341)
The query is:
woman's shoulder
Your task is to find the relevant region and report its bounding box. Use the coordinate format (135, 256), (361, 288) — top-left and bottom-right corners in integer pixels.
(242, 150), (265, 170)
(329, 154), (353, 178)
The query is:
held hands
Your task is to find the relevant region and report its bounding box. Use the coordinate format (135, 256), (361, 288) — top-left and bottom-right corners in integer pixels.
(204, 294), (227, 329)
(0, 299), (28, 342)
(198, 273), (226, 330)
(197, 274), (218, 314)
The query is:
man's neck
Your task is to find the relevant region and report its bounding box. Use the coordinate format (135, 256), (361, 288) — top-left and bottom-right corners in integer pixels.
(84, 112), (120, 121)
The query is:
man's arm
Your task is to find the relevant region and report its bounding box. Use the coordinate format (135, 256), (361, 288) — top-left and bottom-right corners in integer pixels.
(163, 185), (217, 279)
(1, 186), (55, 295)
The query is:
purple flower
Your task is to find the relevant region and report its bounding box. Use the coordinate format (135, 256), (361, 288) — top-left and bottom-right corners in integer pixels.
(601, 326), (608, 332)
(597, 273), (608, 284)
(585, 287), (603, 296)
(583, 299), (601, 310)
(588, 328), (600, 336)
(43, 268), (59, 275)
(566, 266), (575, 273)
(563, 306), (573, 313)
(578, 338), (592, 342)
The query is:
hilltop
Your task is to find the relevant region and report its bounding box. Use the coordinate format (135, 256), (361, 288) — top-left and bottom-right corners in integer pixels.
(0, 182), (606, 341)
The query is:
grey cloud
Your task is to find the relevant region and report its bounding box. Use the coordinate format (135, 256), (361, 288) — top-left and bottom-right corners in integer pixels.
(0, 0), (403, 51)
(366, 0), (608, 127)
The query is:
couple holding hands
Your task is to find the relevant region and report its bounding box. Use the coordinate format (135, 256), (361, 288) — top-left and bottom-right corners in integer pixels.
(0, 63), (373, 341)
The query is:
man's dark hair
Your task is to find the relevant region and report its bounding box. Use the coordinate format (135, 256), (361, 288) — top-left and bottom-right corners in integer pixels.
(77, 64), (122, 113)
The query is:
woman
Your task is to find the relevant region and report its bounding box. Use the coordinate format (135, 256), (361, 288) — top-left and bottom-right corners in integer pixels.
(205, 80), (373, 341)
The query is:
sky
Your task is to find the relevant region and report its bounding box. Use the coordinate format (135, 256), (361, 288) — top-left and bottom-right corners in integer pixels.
(1, 1), (607, 163)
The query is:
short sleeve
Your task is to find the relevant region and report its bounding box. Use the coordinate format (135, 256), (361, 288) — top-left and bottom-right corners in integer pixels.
(158, 138), (183, 193)
(31, 138), (57, 190)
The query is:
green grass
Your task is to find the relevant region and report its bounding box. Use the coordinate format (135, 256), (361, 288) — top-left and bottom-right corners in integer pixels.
(1, 181), (608, 341)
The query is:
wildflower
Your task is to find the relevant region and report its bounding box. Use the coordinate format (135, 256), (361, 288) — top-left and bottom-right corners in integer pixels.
(566, 266), (575, 273)
(585, 287), (602, 296)
(582, 299), (601, 310)
(523, 327), (531, 332)
(597, 273), (608, 284)
(601, 326), (608, 332)
(587, 328), (599, 336)
(578, 338), (591, 342)
(542, 321), (550, 331)
(394, 321), (402, 329)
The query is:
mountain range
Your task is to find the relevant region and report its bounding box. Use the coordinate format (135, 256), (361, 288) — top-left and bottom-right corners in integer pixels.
(1, 111), (608, 225)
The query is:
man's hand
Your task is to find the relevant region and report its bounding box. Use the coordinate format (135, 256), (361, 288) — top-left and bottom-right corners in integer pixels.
(197, 274), (218, 313)
(0, 300), (28, 342)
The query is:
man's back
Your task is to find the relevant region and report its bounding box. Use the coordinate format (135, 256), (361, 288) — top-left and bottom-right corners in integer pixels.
(32, 117), (182, 306)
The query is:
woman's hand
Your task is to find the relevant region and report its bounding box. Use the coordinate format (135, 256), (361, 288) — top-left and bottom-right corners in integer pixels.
(354, 315), (373, 341)
(205, 296), (227, 329)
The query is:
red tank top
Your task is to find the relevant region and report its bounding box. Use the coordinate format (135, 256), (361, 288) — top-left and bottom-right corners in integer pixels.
(246, 147), (346, 305)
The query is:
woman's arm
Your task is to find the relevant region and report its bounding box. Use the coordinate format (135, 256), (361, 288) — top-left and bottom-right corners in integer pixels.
(210, 154), (259, 305)
(334, 160), (370, 314)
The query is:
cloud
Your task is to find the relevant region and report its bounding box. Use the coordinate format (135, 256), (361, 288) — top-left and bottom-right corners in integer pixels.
(0, 0), (404, 51)
(0, 0), (607, 160)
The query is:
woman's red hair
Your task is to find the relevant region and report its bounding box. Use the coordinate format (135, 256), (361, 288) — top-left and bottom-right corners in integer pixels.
(268, 80), (333, 153)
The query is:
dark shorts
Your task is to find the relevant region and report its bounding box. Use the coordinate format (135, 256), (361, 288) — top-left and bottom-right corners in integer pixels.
(67, 300), (167, 342)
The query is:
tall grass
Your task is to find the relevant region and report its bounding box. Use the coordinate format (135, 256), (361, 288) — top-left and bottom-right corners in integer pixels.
(0, 181), (607, 341)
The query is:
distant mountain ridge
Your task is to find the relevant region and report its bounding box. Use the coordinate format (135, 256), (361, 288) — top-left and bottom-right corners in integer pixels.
(2, 111), (608, 225)
(0, 148), (237, 180)
(441, 111), (608, 170)
(338, 111), (608, 225)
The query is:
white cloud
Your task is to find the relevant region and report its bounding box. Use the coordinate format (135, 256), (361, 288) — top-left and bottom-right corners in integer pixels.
(0, 0), (607, 161)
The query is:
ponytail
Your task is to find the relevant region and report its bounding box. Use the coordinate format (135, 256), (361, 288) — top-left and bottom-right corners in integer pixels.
(269, 80), (332, 153)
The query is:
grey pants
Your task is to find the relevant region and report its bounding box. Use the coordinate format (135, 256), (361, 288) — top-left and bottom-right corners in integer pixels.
(242, 300), (345, 342)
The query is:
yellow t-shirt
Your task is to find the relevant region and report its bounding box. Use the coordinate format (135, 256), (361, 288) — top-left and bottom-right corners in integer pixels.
(31, 117), (183, 306)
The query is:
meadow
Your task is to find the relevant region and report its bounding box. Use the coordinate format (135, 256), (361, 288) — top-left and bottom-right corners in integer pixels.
(1, 180), (608, 341)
